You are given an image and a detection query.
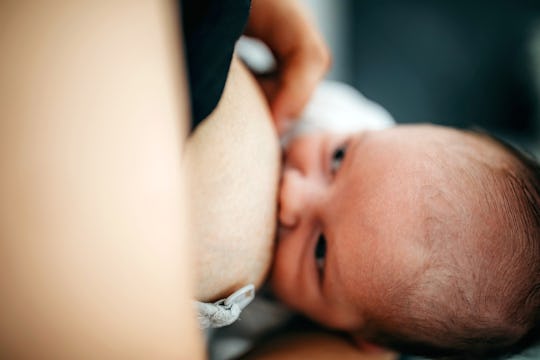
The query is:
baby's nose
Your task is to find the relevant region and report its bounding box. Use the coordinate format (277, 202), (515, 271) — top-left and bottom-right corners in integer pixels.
(279, 167), (309, 228)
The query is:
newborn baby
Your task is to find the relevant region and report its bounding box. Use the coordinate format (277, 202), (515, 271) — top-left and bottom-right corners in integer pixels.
(271, 82), (540, 358)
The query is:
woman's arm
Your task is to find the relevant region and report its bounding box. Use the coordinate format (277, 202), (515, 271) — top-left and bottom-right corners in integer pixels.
(0, 2), (202, 358)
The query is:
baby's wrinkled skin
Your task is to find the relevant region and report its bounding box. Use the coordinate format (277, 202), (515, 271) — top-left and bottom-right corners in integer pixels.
(271, 124), (513, 333)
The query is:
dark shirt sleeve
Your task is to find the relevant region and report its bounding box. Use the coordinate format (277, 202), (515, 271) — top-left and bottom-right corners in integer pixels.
(180, 0), (251, 132)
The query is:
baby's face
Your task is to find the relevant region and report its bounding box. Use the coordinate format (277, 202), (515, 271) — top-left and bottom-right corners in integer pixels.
(271, 124), (497, 331)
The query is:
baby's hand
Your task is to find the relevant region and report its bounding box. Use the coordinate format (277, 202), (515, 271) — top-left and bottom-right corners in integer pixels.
(245, 0), (331, 135)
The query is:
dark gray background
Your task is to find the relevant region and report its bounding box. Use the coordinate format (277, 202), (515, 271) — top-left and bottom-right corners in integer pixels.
(305, 0), (540, 146)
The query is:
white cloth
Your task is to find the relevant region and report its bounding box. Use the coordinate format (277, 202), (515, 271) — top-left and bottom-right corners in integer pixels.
(281, 80), (395, 148)
(196, 284), (255, 329)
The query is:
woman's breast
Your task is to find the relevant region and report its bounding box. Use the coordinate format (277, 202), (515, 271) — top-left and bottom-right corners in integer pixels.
(184, 57), (281, 301)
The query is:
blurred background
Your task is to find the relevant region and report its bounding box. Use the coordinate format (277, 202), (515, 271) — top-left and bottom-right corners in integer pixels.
(302, 0), (540, 155)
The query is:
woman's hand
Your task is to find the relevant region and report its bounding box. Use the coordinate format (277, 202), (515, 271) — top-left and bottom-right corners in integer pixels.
(245, 0), (332, 134)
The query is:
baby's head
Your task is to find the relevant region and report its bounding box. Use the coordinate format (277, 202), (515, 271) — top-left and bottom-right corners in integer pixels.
(271, 124), (540, 358)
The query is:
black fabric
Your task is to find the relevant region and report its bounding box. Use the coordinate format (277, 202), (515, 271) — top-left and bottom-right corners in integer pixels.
(180, 0), (251, 132)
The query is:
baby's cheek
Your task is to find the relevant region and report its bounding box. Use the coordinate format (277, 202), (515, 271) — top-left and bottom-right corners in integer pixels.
(269, 253), (291, 297)
(270, 252), (307, 311)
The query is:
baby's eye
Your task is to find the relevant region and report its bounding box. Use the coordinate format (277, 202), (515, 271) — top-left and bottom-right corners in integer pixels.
(330, 145), (347, 173)
(315, 234), (326, 274)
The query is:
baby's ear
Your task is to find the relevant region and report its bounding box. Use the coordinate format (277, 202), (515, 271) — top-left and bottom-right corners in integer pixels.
(349, 332), (398, 358)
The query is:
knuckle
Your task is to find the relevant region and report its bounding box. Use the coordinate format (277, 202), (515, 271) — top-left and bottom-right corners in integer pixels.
(305, 41), (332, 71)
(322, 45), (333, 69)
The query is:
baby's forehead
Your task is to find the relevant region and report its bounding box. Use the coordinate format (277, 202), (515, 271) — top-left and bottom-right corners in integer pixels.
(408, 134), (514, 259)
(391, 128), (504, 184)
(337, 126), (522, 317)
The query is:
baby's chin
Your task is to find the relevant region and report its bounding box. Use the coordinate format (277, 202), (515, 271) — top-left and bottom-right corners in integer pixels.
(267, 250), (295, 304)
(267, 269), (289, 306)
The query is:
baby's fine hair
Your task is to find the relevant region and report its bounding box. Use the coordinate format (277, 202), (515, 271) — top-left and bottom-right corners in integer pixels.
(364, 132), (540, 360)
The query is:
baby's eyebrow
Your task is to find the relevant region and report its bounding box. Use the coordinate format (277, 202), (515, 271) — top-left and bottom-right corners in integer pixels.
(345, 131), (369, 169)
(353, 131), (368, 150)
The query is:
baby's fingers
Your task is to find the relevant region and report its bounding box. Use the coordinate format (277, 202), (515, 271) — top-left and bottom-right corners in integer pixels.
(271, 45), (331, 135)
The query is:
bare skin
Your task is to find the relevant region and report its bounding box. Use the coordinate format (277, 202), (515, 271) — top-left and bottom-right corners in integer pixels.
(240, 330), (397, 360)
(246, 0), (331, 132)
(185, 58), (397, 360)
(273, 124), (522, 349)
(184, 57), (281, 301)
(0, 2), (202, 358)
(0, 1), (396, 358)
(184, 0), (330, 302)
